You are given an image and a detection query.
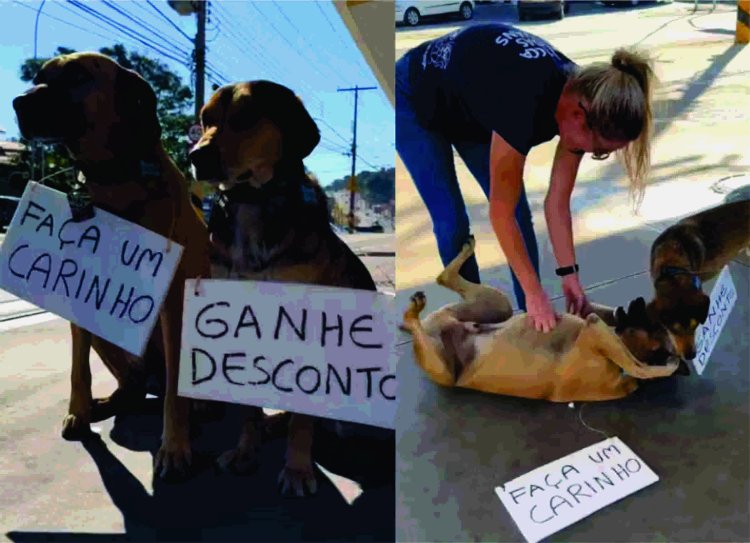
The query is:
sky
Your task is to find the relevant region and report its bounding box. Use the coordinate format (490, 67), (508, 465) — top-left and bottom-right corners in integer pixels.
(0, 0), (395, 187)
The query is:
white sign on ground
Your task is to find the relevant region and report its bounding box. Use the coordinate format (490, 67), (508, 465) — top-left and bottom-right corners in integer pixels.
(178, 279), (398, 429)
(495, 437), (659, 543)
(0, 182), (183, 356)
(693, 266), (737, 376)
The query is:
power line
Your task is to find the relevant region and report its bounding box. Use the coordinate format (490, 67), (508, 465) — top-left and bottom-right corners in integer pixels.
(315, 118), (351, 146)
(314, 1), (350, 50)
(145, 0), (193, 44)
(13, 0), (115, 44)
(65, 0), (189, 65)
(101, 0), (190, 59)
(207, 5), (325, 114)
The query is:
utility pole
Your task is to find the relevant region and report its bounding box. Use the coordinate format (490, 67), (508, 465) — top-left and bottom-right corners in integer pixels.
(337, 85), (376, 233)
(167, 0), (207, 118)
(194, 0), (206, 117)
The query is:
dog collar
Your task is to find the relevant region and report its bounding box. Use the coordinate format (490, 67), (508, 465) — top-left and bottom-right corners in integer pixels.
(75, 158), (162, 186)
(658, 266), (702, 290)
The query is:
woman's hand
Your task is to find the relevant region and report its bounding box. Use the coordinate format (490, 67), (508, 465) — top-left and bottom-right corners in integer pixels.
(562, 274), (593, 317)
(526, 289), (559, 333)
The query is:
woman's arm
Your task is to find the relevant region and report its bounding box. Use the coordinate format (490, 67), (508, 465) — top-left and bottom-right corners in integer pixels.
(488, 131), (544, 298)
(544, 141), (582, 275)
(546, 141), (594, 315)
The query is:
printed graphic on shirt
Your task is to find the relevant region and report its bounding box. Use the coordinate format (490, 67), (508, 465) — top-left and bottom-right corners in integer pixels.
(421, 30), (460, 70)
(494, 29), (561, 60)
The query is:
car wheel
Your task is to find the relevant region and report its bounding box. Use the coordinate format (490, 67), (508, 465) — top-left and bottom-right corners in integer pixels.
(563, 1), (570, 14)
(459, 2), (474, 20)
(405, 7), (420, 26)
(518, 9), (526, 21)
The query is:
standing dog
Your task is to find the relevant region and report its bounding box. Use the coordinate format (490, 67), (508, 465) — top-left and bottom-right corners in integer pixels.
(13, 52), (211, 479)
(402, 237), (679, 402)
(189, 81), (379, 496)
(648, 199), (750, 360)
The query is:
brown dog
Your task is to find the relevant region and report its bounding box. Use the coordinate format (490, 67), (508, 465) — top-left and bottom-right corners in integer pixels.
(648, 199), (750, 361)
(402, 237), (679, 402)
(189, 81), (379, 496)
(12, 52), (211, 479)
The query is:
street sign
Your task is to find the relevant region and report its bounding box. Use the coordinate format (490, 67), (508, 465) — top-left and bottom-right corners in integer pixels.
(187, 124), (203, 144)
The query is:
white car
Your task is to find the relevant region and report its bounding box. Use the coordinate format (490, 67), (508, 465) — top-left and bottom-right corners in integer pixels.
(395, 0), (475, 27)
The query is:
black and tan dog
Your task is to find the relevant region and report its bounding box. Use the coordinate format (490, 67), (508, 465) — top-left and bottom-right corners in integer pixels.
(648, 199), (750, 361)
(402, 237), (680, 402)
(189, 80), (379, 496)
(13, 52), (211, 479)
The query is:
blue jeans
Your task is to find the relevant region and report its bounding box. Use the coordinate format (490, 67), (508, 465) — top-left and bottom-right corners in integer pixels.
(395, 52), (540, 311)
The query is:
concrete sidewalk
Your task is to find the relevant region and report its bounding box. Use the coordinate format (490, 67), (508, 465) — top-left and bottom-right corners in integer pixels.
(395, 5), (750, 542)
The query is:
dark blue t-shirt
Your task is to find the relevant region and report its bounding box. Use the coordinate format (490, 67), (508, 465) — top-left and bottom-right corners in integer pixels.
(406, 23), (577, 155)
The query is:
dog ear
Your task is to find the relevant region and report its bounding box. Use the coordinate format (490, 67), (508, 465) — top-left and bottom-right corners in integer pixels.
(627, 297), (649, 324)
(115, 67), (161, 148)
(279, 92), (320, 159)
(614, 306), (628, 332)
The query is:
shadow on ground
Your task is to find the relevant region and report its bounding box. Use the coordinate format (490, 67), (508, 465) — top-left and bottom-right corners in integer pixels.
(7, 403), (395, 542)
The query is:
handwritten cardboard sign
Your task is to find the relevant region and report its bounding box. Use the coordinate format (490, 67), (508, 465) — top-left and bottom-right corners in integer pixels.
(495, 437), (659, 543)
(693, 266), (737, 376)
(178, 279), (398, 429)
(0, 182), (183, 356)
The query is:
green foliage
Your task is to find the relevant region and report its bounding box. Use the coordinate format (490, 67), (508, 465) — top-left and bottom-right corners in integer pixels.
(326, 167), (395, 205)
(16, 44), (194, 192)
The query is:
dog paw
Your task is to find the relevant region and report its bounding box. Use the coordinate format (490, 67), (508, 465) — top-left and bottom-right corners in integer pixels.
(215, 446), (259, 475)
(586, 313), (601, 325)
(61, 413), (94, 441)
(278, 464), (318, 497)
(409, 291), (426, 311)
(154, 439), (193, 481)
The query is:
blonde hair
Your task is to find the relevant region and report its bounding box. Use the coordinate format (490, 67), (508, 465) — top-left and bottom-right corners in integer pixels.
(567, 48), (656, 211)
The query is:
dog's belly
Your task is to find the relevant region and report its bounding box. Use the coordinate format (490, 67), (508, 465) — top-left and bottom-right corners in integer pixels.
(455, 316), (590, 400)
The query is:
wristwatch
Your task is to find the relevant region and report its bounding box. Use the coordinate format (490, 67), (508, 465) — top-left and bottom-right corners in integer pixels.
(555, 264), (579, 277)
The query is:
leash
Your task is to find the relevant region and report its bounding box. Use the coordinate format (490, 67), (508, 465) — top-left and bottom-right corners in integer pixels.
(574, 402), (611, 440)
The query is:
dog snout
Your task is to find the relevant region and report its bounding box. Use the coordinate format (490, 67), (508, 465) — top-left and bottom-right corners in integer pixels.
(189, 144), (224, 182)
(13, 86), (72, 141)
(683, 346), (696, 361)
(12, 91), (44, 137)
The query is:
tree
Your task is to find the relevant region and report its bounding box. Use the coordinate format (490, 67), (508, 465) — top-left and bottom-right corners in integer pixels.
(326, 167), (395, 206)
(17, 44), (195, 192)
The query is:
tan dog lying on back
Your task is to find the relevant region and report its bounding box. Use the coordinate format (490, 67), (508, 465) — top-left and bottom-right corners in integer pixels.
(402, 238), (680, 402)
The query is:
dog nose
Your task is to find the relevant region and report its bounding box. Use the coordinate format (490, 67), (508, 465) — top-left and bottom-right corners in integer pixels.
(189, 144), (223, 181)
(683, 347), (696, 360)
